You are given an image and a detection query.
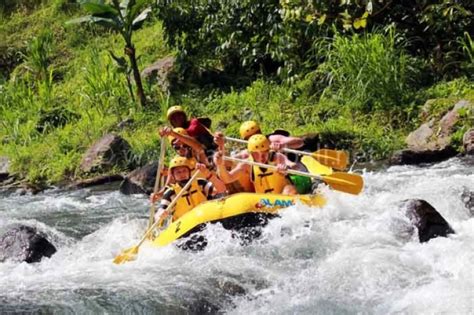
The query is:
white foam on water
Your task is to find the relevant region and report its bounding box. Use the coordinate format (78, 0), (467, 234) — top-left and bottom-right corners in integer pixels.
(0, 158), (473, 313)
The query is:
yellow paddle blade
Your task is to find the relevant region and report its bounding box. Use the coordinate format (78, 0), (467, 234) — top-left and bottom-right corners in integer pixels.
(113, 246), (139, 264)
(321, 172), (364, 195)
(312, 149), (348, 170)
(301, 156), (333, 175)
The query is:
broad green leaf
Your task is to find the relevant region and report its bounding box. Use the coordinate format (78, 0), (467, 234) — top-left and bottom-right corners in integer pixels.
(66, 15), (96, 25)
(90, 16), (121, 30)
(83, 2), (119, 16)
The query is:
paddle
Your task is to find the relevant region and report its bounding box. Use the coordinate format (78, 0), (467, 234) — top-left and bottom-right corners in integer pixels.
(301, 155), (333, 176)
(147, 137), (167, 232)
(223, 156), (363, 195)
(113, 171), (201, 264)
(224, 136), (348, 170)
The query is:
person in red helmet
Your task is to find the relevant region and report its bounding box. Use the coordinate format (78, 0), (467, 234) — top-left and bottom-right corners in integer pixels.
(166, 106), (217, 157)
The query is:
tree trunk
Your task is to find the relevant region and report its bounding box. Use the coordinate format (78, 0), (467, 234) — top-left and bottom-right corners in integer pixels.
(125, 45), (146, 107)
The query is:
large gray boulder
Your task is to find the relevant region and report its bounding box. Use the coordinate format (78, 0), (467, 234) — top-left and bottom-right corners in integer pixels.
(391, 100), (472, 165)
(0, 225), (57, 263)
(402, 199), (454, 242)
(141, 56), (176, 92)
(80, 134), (133, 173)
(119, 161), (160, 195)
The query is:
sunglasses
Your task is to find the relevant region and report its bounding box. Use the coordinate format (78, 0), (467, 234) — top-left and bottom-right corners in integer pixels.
(172, 143), (188, 150)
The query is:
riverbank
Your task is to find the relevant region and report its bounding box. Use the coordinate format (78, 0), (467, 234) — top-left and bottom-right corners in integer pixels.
(1, 1), (473, 188)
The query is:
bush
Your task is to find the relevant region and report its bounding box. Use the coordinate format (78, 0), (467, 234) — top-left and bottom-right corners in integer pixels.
(318, 29), (421, 112)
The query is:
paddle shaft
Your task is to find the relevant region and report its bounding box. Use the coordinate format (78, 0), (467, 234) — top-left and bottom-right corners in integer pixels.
(148, 137), (167, 229)
(223, 156), (324, 181)
(155, 137), (167, 191)
(136, 171), (201, 249)
(225, 136), (321, 159)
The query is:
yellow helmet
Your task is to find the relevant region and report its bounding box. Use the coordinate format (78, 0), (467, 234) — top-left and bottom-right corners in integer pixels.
(167, 106), (186, 120)
(169, 156), (194, 172)
(247, 134), (270, 152)
(239, 121), (261, 140)
(168, 127), (188, 144)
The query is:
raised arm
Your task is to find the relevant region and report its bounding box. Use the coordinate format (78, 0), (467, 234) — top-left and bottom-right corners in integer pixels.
(269, 134), (304, 150)
(213, 151), (249, 184)
(169, 129), (206, 154)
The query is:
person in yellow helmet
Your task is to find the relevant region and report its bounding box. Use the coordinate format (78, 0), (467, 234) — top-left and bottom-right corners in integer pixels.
(151, 156), (226, 222)
(154, 126), (211, 200)
(214, 134), (297, 195)
(239, 120), (304, 150)
(166, 106), (217, 155)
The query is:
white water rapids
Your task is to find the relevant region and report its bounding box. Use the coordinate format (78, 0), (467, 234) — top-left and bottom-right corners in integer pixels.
(0, 157), (473, 314)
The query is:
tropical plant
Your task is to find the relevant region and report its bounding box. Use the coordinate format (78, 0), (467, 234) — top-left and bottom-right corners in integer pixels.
(67, 0), (152, 107)
(22, 31), (54, 82)
(156, 0), (473, 82)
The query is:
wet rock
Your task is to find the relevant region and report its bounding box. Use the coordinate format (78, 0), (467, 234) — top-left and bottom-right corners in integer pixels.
(0, 156), (10, 182)
(187, 298), (220, 314)
(463, 128), (474, 155)
(70, 174), (124, 189)
(141, 56), (175, 92)
(0, 225), (56, 263)
(461, 188), (474, 216)
(80, 134), (133, 173)
(119, 162), (159, 195)
(390, 147), (457, 165)
(402, 199), (454, 243)
(391, 100), (472, 165)
(216, 280), (246, 296)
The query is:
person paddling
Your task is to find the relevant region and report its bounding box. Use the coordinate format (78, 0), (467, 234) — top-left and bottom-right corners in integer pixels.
(240, 120), (304, 150)
(151, 156), (226, 223)
(166, 106), (217, 156)
(214, 134), (298, 195)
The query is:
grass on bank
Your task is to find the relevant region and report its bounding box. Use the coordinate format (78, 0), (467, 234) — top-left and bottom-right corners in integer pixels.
(0, 3), (473, 185)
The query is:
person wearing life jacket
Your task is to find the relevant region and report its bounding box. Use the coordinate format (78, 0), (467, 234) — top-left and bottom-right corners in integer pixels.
(154, 127), (211, 199)
(214, 134), (297, 195)
(236, 121), (313, 193)
(213, 131), (254, 193)
(151, 156), (226, 222)
(240, 120), (304, 150)
(166, 106), (217, 157)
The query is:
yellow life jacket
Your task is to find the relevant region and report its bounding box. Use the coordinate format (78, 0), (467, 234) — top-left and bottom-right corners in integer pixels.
(170, 179), (207, 221)
(250, 153), (289, 194)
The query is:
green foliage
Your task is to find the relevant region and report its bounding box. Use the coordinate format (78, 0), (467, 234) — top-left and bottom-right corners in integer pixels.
(80, 48), (133, 119)
(21, 30), (54, 80)
(458, 32), (474, 77)
(157, 0), (473, 82)
(319, 29), (420, 112)
(68, 0), (153, 106)
(1, 0), (473, 186)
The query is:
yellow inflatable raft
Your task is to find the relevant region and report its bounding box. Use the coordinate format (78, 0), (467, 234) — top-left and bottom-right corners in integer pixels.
(151, 192), (326, 248)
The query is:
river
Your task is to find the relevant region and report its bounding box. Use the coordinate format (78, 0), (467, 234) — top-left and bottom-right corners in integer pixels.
(1, 157), (473, 314)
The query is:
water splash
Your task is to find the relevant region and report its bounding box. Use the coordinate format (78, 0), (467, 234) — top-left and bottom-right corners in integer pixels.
(0, 158), (473, 313)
